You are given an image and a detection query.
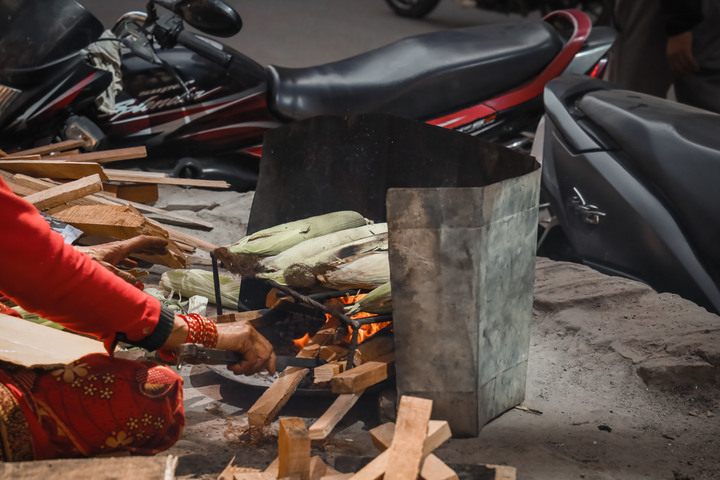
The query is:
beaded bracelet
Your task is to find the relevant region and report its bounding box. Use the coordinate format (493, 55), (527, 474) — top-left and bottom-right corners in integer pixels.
(158, 313), (219, 362)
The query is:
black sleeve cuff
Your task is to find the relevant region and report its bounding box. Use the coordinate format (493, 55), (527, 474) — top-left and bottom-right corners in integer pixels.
(116, 307), (176, 351)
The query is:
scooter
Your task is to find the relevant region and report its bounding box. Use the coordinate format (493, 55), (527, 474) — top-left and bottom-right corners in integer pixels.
(0, 0), (615, 191)
(537, 74), (720, 314)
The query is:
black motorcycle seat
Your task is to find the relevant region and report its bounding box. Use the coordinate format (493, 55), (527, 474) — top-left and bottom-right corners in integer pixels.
(578, 90), (720, 268)
(266, 21), (563, 122)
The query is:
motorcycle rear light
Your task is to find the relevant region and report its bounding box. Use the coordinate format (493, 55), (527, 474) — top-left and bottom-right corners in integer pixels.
(0, 84), (21, 117)
(589, 56), (609, 79)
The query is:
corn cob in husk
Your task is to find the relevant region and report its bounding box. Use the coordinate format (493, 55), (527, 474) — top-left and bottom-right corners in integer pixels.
(224, 210), (370, 256)
(314, 250), (390, 290)
(258, 231), (388, 288)
(160, 269), (240, 309)
(345, 282), (393, 316)
(259, 224), (388, 273)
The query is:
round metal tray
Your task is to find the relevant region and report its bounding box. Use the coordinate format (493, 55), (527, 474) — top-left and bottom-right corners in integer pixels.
(207, 364), (335, 396)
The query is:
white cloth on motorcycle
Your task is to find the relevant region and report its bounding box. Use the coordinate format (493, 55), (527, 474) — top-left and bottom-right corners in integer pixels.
(266, 22), (563, 122)
(86, 30), (123, 115)
(577, 89), (720, 268)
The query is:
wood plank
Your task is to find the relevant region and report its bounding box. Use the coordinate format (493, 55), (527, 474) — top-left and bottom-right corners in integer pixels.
(351, 418), (451, 480)
(247, 367), (309, 426)
(104, 169), (229, 188)
(22, 174), (103, 211)
(308, 391), (364, 440)
(308, 456), (328, 480)
(313, 361), (345, 384)
(320, 475), (353, 480)
(52, 204), (187, 268)
(102, 183), (159, 203)
(232, 473), (275, 480)
(0, 454), (177, 480)
(0, 313), (105, 369)
(248, 328), (335, 426)
(384, 396), (433, 480)
(6, 139), (87, 157)
(353, 335), (395, 366)
(51, 146), (147, 164)
(0, 160), (108, 180)
(370, 422), (458, 480)
(330, 354), (395, 394)
(278, 417), (311, 480)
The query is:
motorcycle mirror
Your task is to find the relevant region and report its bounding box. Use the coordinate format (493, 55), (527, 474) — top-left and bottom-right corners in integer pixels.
(173, 0), (242, 37)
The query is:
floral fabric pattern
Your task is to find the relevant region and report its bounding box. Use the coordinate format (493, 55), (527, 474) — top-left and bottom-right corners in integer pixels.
(0, 353), (185, 460)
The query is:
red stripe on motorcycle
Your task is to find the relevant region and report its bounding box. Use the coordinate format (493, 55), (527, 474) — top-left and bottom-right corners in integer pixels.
(484, 9), (591, 111)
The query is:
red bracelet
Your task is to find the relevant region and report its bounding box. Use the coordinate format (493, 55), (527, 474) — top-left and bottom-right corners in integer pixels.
(158, 314), (219, 362)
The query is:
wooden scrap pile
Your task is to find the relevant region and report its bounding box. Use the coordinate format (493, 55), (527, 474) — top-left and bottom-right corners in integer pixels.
(219, 395), (515, 480)
(0, 140), (226, 271)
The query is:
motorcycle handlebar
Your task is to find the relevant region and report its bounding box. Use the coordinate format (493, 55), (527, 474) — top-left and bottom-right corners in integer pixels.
(177, 30), (232, 67)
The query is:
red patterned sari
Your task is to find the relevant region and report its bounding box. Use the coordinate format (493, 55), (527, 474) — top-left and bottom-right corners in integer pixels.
(0, 353), (184, 461)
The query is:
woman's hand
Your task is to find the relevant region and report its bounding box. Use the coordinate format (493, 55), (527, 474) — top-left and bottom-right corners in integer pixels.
(214, 321), (277, 376)
(76, 236), (169, 286)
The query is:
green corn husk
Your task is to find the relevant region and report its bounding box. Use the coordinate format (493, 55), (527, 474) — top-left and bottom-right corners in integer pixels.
(345, 282), (393, 316)
(314, 251), (390, 290)
(260, 224), (388, 273)
(160, 269), (240, 309)
(225, 210), (370, 256)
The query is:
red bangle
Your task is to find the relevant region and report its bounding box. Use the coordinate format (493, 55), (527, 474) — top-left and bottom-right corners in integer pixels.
(158, 314), (219, 362)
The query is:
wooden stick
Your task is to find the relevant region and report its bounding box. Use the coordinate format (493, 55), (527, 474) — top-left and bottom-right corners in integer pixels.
(384, 396), (434, 480)
(0, 160), (108, 180)
(104, 169), (229, 188)
(330, 354), (394, 394)
(51, 146), (147, 164)
(248, 368), (309, 427)
(6, 139), (87, 157)
(22, 174), (103, 211)
(278, 417), (311, 480)
(370, 422), (458, 480)
(313, 361), (345, 384)
(248, 328), (335, 426)
(308, 391), (364, 440)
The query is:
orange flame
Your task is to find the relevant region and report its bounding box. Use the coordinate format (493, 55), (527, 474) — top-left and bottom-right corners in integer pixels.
(292, 332), (311, 350)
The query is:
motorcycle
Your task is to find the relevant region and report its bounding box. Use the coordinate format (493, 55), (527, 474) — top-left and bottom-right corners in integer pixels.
(0, 0), (615, 191)
(384, 0), (613, 24)
(536, 73), (720, 314)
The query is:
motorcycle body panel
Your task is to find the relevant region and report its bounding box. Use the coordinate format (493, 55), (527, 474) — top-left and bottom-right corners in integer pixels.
(541, 74), (720, 313)
(99, 45), (274, 158)
(0, 2), (612, 192)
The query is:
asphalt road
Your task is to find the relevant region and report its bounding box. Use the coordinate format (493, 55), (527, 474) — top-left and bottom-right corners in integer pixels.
(78, 0), (533, 67)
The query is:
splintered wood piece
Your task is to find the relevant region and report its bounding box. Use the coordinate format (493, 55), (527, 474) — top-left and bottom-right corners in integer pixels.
(264, 458), (279, 475)
(52, 204), (187, 268)
(6, 139), (88, 157)
(370, 421), (458, 480)
(22, 174), (103, 211)
(278, 417), (311, 480)
(384, 396), (434, 480)
(0, 160), (108, 180)
(248, 368), (309, 426)
(330, 354), (395, 394)
(308, 391), (364, 440)
(308, 456), (328, 480)
(248, 328), (334, 427)
(104, 169), (229, 188)
(353, 335), (395, 366)
(232, 473), (275, 480)
(102, 183), (159, 203)
(49, 146), (147, 164)
(350, 418), (451, 480)
(313, 361), (345, 384)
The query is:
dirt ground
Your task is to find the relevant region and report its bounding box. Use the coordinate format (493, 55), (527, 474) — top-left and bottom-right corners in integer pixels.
(147, 186), (719, 480)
